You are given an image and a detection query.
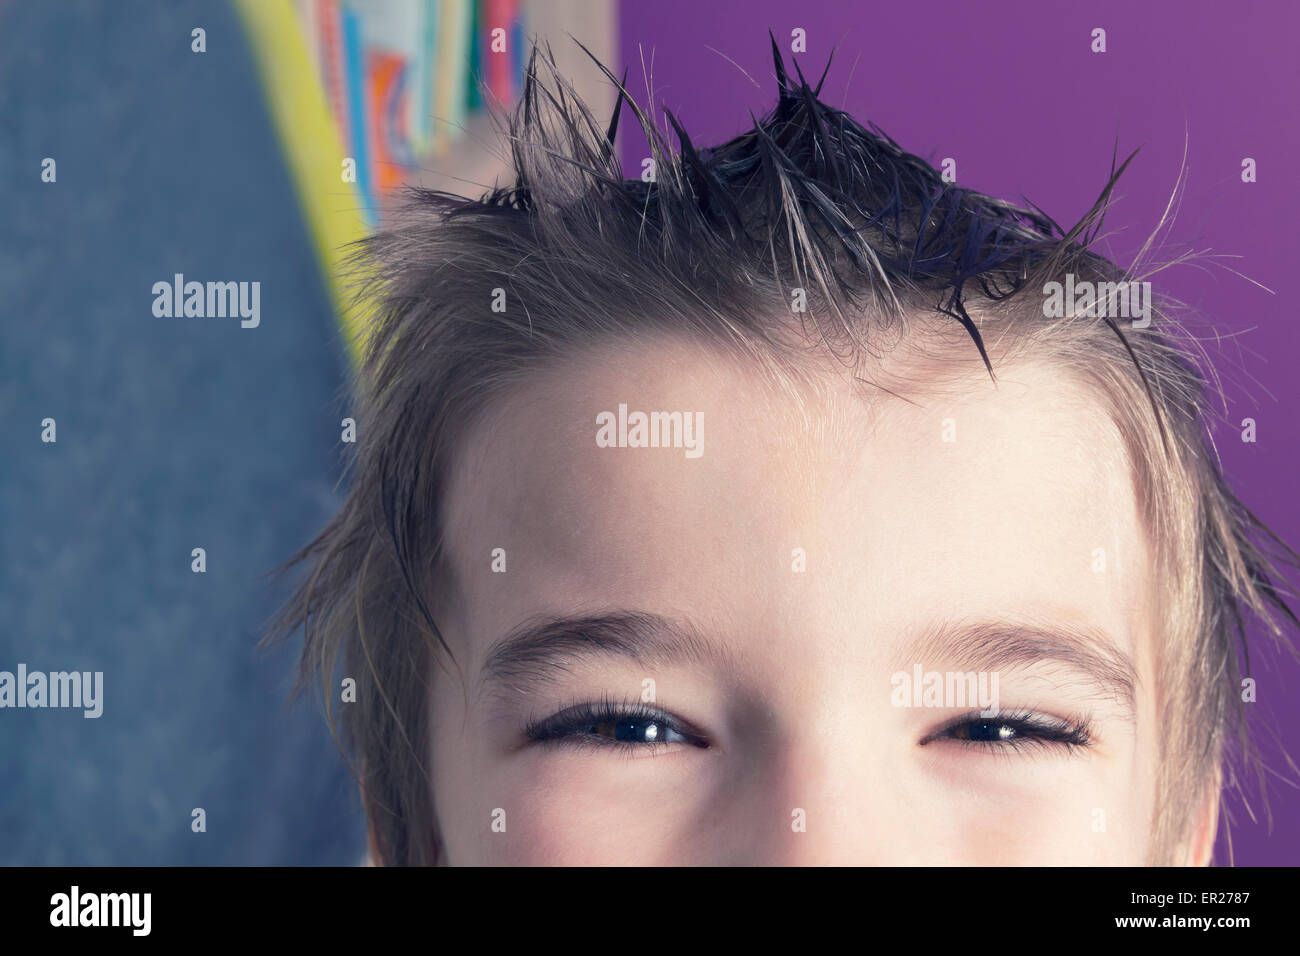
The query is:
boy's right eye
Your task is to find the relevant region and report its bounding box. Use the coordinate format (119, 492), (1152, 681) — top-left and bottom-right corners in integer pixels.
(525, 700), (710, 751)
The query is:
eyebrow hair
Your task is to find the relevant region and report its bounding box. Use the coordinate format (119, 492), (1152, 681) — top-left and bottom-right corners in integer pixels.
(477, 611), (723, 700)
(897, 619), (1140, 719)
(478, 611), (1140, 719)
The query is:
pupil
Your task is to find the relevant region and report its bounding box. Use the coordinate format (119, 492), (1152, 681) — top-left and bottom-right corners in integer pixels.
(616, 719), (660, 742)
(969, 721), (1014, 742)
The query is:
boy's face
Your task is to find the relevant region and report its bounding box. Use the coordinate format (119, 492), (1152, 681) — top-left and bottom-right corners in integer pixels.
(427, 335), (1171, 864)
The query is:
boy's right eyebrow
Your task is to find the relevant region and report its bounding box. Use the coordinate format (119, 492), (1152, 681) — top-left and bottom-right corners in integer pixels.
(476, 611), (723, 698)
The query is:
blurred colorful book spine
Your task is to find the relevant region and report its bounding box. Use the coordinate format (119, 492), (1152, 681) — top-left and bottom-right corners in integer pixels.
(291, 0), (527, 227)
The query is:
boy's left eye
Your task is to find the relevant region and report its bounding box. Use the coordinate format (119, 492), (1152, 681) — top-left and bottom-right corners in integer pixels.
(920, 710), (1093, 753)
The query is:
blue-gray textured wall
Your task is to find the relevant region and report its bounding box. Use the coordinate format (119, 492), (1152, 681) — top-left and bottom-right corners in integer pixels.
(0, 0), (366, 864)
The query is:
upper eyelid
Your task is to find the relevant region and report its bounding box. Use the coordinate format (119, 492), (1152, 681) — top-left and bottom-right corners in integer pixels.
(528, 700), (708, 746)
(530, 700), (681, 732)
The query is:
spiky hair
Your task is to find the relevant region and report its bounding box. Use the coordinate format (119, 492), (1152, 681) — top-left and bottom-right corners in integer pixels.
(267, 38), (1300, 866)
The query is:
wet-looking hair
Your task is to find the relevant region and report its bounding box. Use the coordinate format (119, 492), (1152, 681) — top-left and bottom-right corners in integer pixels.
(267, 38), (1300, 866)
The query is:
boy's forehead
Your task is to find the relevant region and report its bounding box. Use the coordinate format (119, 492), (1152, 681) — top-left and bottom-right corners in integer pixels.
(439, 337), (1153, 666)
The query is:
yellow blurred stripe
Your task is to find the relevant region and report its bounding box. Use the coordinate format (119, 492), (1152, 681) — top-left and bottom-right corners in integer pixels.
(232, 0), (373, 367)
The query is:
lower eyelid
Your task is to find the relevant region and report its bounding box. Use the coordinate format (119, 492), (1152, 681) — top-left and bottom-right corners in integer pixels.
(951, 735), (1083, 753)
(576, 724), (708, 749)
(537, 735), (694, 758)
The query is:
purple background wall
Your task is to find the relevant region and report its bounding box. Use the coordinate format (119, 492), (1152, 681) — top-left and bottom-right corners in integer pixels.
(618, 0), (1299, 865)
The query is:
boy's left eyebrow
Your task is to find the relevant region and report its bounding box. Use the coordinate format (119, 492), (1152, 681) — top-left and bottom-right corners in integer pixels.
(476, 611), (723, 698)
(896, 618), (1140, 719)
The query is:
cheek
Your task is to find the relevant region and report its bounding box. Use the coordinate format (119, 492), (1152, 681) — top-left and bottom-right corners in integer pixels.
(893, 749), (1153, 865)
(427, 697), (666, 864)
(945, 783), (1150, 865)
(444, 754), (710, 865)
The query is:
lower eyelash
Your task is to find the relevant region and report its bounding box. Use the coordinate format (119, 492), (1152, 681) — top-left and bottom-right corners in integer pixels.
(534, 735), (676, 757)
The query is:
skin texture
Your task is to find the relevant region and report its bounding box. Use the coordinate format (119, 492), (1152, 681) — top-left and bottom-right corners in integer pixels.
(418, 333), (1214, 865)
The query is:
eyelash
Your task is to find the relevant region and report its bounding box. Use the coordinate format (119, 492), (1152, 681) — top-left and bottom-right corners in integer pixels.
(919, 709), (1094, 755)
(525, 696), (709, 753)
(525, 701), (1093, 756)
